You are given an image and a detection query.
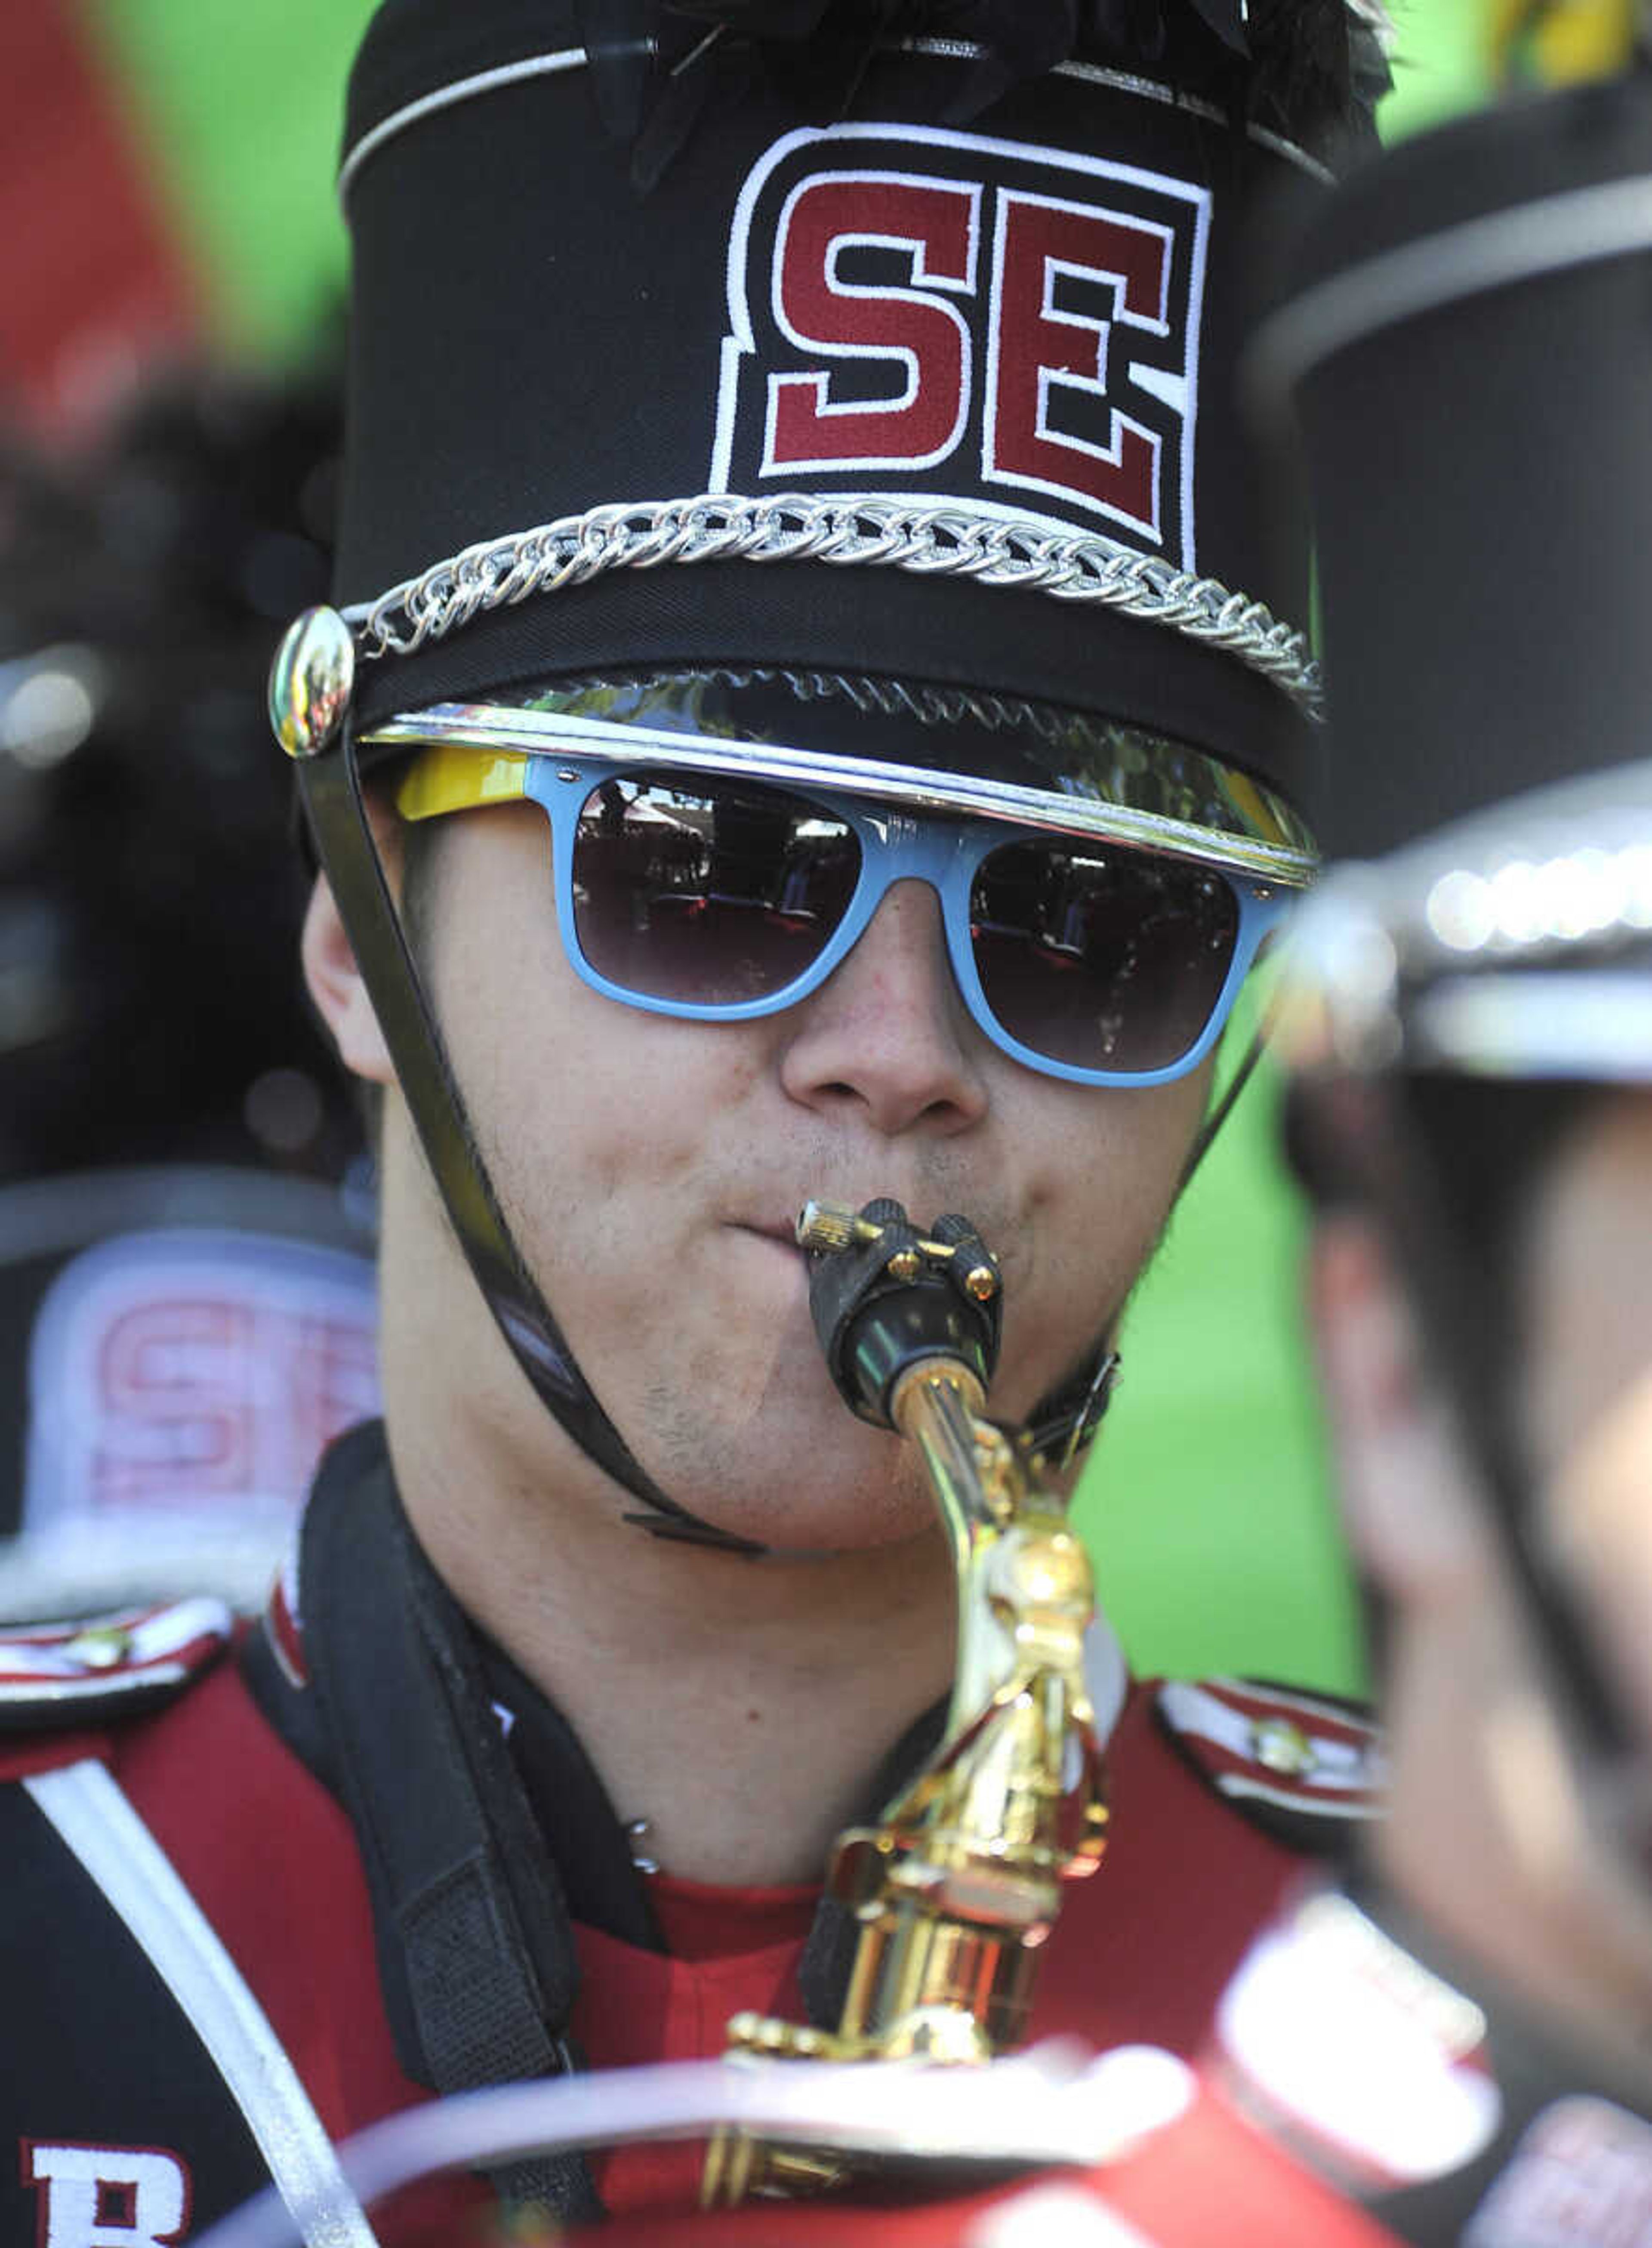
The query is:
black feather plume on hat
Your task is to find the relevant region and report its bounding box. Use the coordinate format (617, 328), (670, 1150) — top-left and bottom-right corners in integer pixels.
(573, 0), (1392, 188)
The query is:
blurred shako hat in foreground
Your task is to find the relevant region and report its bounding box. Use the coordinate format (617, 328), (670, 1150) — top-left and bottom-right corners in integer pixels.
(1261, 59), (1652, 1084)
(1254, 58), (1652, 865)
(1266, 60), (1652, 1779)
(332, 0), (1392, 814)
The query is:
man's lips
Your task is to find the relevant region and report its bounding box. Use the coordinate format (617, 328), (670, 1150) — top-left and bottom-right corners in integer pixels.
(727, 1220), (820, 1277)
(734, 1218), (804, 1249)
(738, 1205), (1009, 1255)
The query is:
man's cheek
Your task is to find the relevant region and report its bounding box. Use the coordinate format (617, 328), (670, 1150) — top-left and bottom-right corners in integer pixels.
(1543, 1375), (1652, 1729)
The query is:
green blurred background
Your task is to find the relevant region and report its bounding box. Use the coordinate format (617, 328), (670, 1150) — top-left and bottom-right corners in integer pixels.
(80, 0), (1497, 374)
(21, 0), (1614, 1685)
(77, 0), (1501, 389)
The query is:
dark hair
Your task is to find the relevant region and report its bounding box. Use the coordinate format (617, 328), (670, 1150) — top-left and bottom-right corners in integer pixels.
(1287, 1065), (1605, 1418)
(1398, 1075), (1601, 1292)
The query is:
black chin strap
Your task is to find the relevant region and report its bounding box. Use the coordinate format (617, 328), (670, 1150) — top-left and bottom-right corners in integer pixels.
(300, 722), (763, 1555)
(1180, 1016), (1272, 1195)
(1309, 1072), (1633, 1769)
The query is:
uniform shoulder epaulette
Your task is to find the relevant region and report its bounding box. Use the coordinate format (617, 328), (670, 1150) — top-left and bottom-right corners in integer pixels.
(1155, 1675), (1385, 1853)
(0, 1596), (232, 1737)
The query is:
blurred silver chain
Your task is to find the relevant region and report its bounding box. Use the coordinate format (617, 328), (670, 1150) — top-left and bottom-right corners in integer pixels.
(345, 494), (1322, 719)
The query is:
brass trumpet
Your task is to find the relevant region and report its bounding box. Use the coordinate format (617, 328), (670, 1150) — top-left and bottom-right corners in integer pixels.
(702, 1197), (1111, 2206)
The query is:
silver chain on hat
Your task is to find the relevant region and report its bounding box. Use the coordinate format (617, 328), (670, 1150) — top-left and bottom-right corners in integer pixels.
(341, 492), (1322, 719)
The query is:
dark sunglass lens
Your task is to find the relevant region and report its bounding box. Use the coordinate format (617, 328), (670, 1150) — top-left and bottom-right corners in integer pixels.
(572, 775), (860, 1006)
(971, 840), (1239, 1074)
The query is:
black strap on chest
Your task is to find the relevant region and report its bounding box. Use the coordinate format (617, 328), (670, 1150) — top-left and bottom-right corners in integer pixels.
(252, 1423), (969, 2213)
(294, 1429), (601, 2226)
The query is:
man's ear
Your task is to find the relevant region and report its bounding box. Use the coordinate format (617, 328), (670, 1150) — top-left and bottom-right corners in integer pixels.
(302, 873), (395, 1086)
(1308, 1212), (1490, 1598)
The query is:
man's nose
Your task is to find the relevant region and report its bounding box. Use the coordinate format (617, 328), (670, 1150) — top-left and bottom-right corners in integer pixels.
(778, 880), (990, 1136)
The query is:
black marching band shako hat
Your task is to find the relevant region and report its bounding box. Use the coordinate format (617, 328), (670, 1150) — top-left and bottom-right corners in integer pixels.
(268, 0), (1389, 1547)
(1261, 56), (1652, 1087)
(1258, 54), (1652, 1769)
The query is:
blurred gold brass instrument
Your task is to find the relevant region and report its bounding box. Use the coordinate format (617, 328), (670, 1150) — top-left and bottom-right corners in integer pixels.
(702, 1197), (1110, 2207)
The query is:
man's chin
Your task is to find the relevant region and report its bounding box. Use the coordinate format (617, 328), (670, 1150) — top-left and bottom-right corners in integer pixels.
(630, 1442), (943, 1559)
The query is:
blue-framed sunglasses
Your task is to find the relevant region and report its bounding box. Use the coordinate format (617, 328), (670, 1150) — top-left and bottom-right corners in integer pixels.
(395, 738), (1291, 1087)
